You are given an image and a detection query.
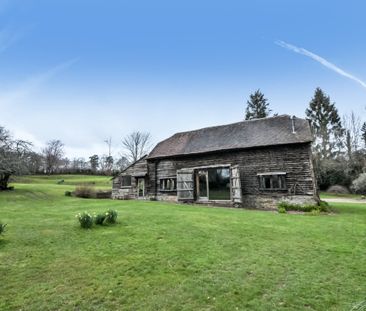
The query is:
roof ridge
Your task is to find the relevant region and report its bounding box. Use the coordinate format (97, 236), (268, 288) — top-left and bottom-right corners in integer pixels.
(147, 115), (312, 159)
(172, 114), (293, 136)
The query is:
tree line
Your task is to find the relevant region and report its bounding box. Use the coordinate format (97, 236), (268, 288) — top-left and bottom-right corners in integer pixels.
(245, 87), (366, 193)
(0, 130), (152, 190)
(1, 87), (366, 193)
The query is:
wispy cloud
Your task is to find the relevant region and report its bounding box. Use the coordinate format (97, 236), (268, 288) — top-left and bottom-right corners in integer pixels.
(0, 58), (78, 107)
(275, 40), (366, 89)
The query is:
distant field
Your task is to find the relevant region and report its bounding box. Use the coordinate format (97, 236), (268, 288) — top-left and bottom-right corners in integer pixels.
(0, 177), (365, 310)
(320, 192), (363, 199)
(12, 174), (112, 189)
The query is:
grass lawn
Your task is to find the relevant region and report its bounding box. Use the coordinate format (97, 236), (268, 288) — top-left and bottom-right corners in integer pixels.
(1, 176), (366, 310)
(320, 192), (364, 200)
(12, 174), (112, 189)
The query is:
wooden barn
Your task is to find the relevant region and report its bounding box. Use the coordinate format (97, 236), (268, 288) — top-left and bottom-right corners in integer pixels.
(112, 115), (318, 209)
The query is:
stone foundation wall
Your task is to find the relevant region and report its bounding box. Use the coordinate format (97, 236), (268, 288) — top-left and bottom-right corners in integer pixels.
(155, 194), (177, 202)
(112, 189), (135, 200)
(113, 190), (318, 210)
(241, 194), (318, 210)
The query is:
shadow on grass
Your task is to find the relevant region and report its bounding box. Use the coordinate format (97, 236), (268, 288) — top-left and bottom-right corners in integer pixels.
(330, 203), (366, 216)
(0, 238), (9, 249)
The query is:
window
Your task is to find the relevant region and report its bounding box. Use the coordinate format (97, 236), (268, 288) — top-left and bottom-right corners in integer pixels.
(121, 175), (132, 187)
(160, 178), (177, 191)
(258, 172), (286, 190)
(207, 167), (231, 200)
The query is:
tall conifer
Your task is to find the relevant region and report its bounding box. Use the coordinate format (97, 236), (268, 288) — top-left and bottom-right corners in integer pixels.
(305, 87), (344, 158)
(245, 90), (271, 120)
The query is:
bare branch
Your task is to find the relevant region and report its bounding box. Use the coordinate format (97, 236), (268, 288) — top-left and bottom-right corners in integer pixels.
(42, 139), (65, 174)
(122, 131), (152, 163)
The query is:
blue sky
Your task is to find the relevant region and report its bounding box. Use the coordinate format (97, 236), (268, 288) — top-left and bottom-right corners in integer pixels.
(1, 0), (365, 158)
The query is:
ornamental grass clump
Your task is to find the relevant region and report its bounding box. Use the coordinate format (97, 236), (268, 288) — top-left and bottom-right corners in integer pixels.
(104, 209), (118, 224)
(76, 212), (94, 229)
(94, 213), (106, 225)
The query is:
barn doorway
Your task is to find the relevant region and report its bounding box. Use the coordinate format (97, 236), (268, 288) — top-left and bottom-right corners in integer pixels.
(177, 166), (242, 204)
(195, 167), (231, 201)
(137, 178), (145, 198)
(196, 170), (209, 201)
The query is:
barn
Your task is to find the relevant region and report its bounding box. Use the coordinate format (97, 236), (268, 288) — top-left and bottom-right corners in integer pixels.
(112, 115), (318, 209)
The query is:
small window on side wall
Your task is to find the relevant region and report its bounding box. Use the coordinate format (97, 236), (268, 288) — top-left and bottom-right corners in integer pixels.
(160, 178), (177, 191)
(258, 173), (286, 190)
(121, 175), (132, 187)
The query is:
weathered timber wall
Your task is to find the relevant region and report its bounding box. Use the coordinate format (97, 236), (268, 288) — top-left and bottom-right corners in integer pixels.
(112, 157), (148, 199)
(147, 143), (316, 208)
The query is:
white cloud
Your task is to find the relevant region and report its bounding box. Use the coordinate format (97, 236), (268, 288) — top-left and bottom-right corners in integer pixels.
(276, 40), (366, 90)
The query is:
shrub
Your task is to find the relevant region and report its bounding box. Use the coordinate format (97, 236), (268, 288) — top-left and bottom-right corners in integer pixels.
(277, 201), (329, 213)
(316, 158), (352, 190)
(104, 209), (118, 224)
(307, 209), (320, 216)
(64, 191), (72, 197)
(76, 212), (94, 229)
(74, 186), (96, 198)
(94, 213), (106, 225)
(326, 185), (350, 194)
(0, 223), (7, 235)
(318, 200), (330, 212)
(351, 173), (366, 195)
(278, 201), (308, 212)
(95, 191), (112, 199)
(278, 207), (287, 214)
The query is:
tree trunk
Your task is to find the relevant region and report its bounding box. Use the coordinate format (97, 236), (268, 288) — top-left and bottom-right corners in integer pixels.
(0, 173), (11, 190)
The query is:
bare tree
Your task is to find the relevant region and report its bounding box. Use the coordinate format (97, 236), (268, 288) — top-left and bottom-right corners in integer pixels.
(26, 152), (43, 174)
(71, 157), (88, 173)
(42, 140), (64, 174)
(0, 126), (32, 190)
(122, 131), (152, 162)
(362, 122), (366, 147)
(115, 155), (129, 171)
(343, 111), (362, 160)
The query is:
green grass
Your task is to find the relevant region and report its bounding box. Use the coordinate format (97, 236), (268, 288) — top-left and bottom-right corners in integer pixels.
(12, 174), (112, 189)
(0, 177), (366, 310)
(320, 192), (364, 199)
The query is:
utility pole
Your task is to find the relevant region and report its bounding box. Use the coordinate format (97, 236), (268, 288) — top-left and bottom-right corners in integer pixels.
(104, 137), (112, 157)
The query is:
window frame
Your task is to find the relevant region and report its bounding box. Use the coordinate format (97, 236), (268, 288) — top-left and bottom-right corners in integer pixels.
(257, 172), (287, 191)
(120, 175), (132, 188)
(159, 177), (177, 192)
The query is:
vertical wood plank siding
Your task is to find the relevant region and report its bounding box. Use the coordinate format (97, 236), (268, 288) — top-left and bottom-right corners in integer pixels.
(112, 158), (148, 199)
(113, 142), (316, 207)
(149, 143), (315, 197)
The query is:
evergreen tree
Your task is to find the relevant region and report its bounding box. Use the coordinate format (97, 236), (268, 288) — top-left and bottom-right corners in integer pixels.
(89, 154), (99, 172)
(245, 89), (271, 120)
(305, 88), (344, 159)
(362, 122), (366, 147)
